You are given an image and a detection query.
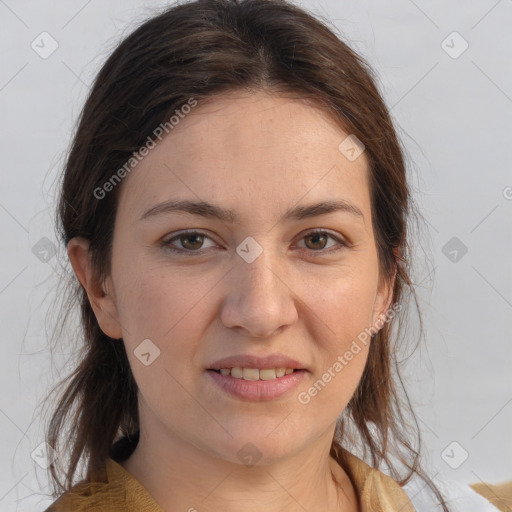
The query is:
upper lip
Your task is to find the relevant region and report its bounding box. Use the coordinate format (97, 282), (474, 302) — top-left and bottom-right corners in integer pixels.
(208, 354), (307, 371)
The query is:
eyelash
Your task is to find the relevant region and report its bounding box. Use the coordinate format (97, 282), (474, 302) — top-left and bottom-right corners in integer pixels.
(160, 229), (349, 257)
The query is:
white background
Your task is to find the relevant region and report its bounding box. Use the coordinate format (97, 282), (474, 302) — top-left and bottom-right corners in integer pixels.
(0, 0), (511, 510)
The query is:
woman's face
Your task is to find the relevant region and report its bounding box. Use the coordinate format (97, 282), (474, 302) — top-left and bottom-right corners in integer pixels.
(96, 90), (393, 465)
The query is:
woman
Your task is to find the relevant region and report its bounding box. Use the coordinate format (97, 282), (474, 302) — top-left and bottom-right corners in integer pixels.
(42, 0), (508, 510)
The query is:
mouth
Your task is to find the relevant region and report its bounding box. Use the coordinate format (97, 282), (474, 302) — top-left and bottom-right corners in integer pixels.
(206, 367), (307, 401)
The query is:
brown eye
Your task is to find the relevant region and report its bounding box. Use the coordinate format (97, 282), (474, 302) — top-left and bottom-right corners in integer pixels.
(297, 230), (348, 255)
(179, 233), (205, 250)
(304, 232), (329, 250)
(162, 231), (216, 254)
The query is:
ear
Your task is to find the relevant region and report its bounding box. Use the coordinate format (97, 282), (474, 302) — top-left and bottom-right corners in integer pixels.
(67, 237), (123, 339)
(371, 256), (398, 331)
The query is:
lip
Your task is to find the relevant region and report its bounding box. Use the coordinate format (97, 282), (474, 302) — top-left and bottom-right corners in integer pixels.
(207, 369), (307, 401)
(208, 353), (307, 371)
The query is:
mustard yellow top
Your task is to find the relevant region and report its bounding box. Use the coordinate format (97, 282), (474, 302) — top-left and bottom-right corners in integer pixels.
(44, 448), (417, 512)
(470, 480), (512, 512)
(43, 448), (512, 511)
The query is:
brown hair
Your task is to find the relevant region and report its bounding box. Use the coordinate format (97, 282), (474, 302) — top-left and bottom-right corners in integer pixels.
(44, 0), (448, 508)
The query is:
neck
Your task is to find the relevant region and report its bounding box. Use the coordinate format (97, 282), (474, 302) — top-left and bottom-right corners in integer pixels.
(120, 424), (358, 512)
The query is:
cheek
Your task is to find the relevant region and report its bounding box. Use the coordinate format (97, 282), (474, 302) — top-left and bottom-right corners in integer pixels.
(297, 264), (378, 400)
(295, 288), (373, 420)
(114, 260), (217, 342)
(306, 262), (379, 343)
(113, 262), (223, 400)
(115, 266), (210, 422)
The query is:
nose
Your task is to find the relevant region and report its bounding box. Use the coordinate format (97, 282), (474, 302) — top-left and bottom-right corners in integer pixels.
(219, 248), (298, 339)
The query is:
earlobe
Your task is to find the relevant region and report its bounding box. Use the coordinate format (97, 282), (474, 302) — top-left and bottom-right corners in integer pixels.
(67, 237), (123, 340)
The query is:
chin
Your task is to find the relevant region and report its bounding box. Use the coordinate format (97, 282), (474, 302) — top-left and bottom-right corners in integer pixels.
(214, 433), (304, 466)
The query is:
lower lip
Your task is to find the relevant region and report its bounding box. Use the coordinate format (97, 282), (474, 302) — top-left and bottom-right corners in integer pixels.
(207, 370), (307, 401)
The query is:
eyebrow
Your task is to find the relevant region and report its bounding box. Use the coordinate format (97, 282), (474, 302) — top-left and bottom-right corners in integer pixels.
(139, 198), (364, 223)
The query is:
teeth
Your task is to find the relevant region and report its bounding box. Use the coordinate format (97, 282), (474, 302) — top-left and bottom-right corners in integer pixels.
(231, 367), (243, 379)
(217, 367), (297, 380)
(259, 369), (277, 380)
(243, 368), (260, 381)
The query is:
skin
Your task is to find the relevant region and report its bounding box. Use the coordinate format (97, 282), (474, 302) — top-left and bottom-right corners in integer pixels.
(68, 89), (395, 512)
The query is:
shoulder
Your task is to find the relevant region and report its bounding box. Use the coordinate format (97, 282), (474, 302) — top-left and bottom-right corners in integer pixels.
(339, 449), (415, 510)
(43, 476), (117, 511)
(42, 461), (122, 512)
(402, 473), (510, 512)
(470, 480), (512, 512)
(43, 458), (164, 512)
(339, 447), (509, 512)
(43, 486), (114, 511)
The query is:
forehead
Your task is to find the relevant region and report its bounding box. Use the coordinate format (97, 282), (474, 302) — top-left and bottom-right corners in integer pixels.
(117, 90), (371, 224)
